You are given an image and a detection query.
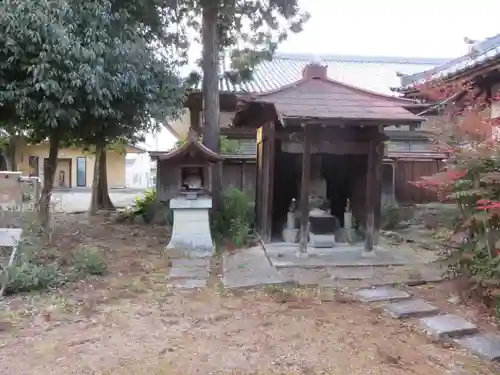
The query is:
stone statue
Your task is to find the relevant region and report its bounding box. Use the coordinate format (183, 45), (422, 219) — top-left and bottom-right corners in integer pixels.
(182, 168), (203, 190)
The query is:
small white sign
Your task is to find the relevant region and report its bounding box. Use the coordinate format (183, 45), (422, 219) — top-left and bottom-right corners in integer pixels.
(0, 172), (22, 205)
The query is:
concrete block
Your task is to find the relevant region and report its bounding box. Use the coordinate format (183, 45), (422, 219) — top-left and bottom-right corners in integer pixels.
(167, 197), (214, 253)
(454, 333), (500, 362)
(309, 233), (335, 248)
(353, 286), (411, 302)
(383, 299), (438, 319)
(420, 314), (478, 339)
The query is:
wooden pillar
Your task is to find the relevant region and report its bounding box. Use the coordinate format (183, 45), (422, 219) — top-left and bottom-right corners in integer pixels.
(240, 161), (245, 190)
(299, 125), (311, 254)
(374, 142), (384, 244)
(365, 138), (383, 251)
(190, 109), (201, 134)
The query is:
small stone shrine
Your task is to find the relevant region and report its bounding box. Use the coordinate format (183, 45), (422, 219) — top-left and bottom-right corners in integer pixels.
(156, 130), (224, 256)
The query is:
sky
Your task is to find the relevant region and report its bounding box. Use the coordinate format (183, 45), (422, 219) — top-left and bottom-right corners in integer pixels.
(145, 0), (500, 150)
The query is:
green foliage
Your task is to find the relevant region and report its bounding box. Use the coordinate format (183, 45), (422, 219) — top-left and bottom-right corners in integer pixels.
(381, 203), (404, 230)
(175, 0), (310, 85)
(71, 249), (108, 276)
(212, 188), (254, 247)
(121, 189), (172, 224)
(134, 189), (158, 216)
(6, 262), (66, 294)
(0, 0), (184, 149)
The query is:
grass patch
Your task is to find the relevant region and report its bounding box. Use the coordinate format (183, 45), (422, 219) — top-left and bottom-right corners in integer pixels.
(71, 248), (108, 276)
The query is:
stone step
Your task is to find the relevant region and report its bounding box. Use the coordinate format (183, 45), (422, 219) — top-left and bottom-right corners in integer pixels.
(420, 314), (478, 340)
(352, 286), (411, 303)
(168, 266), (210, 279)
(222, 246), (293, 289)
(328, 266), (375, 280)
(167, 258), (210, 280)
(167, 278), (207, 289)
(454, 333), (500, 362)
(383, 299), (439, 319)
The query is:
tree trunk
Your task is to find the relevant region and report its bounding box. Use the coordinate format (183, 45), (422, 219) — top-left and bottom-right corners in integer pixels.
(39, 132), (60, 233)
(201, 4), (222, 209)
(0, 149), (8, 170)
(89, 140), (115, 215)
(0, 136), (20, 171)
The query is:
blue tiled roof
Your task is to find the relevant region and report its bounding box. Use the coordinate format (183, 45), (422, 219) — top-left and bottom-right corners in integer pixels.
(400, 34), (500, 88)
(196, 53), (448, 96)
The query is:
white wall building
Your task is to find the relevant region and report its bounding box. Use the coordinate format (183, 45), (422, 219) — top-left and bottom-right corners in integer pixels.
(125, 128), (176, 189)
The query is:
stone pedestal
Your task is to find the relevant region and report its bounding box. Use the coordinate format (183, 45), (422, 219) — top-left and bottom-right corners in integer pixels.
(309, 232), (335, 248)
(282, 228), (299, 243)
(309, 211), (336, 248)
(282, 212), (298, 243)
(167, 196), (214, 256)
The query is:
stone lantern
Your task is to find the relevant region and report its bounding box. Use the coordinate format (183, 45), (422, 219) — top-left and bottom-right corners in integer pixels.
(156, 130), (224, 257)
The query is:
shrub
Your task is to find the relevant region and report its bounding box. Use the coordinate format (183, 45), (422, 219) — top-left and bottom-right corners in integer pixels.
(212, 188), (254, 247)
(71, 248), (107, 276)
(133, 189), (157, 221)
(6, 262), (66, 294)
(381, 203), (404, 230)
(127, 189), (172, 224)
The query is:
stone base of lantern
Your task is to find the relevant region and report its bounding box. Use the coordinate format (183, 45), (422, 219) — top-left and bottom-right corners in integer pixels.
(166, 195), (214, 256)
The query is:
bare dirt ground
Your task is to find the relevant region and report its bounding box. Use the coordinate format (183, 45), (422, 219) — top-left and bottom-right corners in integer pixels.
(0, 214), (498, 375)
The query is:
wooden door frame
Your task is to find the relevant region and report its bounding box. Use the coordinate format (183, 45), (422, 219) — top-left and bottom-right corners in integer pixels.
(44, 158), (72, 189)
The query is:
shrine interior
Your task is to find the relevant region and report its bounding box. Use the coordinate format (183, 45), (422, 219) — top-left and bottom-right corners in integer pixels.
(271, 145), (367, 240)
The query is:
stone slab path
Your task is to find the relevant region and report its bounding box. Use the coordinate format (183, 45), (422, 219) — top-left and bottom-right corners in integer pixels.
(383, 298), (439, 319)
(166, 257), (210, 290)
(352, 286), (411, 302)
(222, 246), (293, 289)
(352, 286), (500, 364)
(454, 334), (500, 362)
(421, 314), (479, 339)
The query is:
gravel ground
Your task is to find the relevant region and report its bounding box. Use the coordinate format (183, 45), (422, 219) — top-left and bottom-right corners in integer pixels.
(0, 214), (497, 375)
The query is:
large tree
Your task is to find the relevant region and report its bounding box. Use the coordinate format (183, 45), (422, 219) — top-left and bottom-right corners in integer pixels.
(170, 0), (309, 207)
(0, 0), (183, 229)
(82, 0), (188, 212)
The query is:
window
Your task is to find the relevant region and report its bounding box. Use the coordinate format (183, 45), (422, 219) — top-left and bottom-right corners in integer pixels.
(76, 157), (86, 187)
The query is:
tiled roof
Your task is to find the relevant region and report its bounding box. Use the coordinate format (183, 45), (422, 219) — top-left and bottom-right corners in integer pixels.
(196, 53), (448, 96)
(255, 78), (422, 122)
(400, 33), (500, 88)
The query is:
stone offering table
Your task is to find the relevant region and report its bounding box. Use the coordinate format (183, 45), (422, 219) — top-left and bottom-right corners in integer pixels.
(167, 195), (214, 255)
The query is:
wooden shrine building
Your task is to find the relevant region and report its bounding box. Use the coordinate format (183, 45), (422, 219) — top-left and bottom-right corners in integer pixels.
(232, 62), (424, 252)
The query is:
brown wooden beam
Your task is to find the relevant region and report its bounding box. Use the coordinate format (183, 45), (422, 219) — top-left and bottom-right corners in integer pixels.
(374, 141), (384, 245)
(299, 125), (312, 254)
(275, 127), (388, 143)
(281, 141), (370, 154)
(364, 140), (376, 252)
